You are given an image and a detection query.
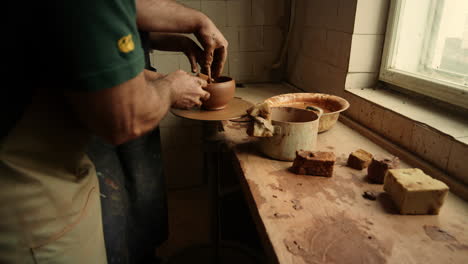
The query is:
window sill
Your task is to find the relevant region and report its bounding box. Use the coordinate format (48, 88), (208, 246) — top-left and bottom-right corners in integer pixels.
(345, 86), (468, 144)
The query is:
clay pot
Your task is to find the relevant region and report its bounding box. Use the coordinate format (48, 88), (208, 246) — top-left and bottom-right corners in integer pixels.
(200, 76), (236, 110)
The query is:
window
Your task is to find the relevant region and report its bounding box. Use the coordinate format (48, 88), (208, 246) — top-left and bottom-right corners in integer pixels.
(380, 0), (468, 109)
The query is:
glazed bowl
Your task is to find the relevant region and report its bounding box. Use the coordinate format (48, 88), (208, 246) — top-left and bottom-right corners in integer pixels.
(264, 93), (350, 132)
(200, 76), (236, 110)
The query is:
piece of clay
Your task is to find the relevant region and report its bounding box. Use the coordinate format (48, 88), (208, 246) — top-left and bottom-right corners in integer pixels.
(291, 150), (336, 177)
(384, 168), (449, 215)
(247, 102), (271, 120)
(362, 191), (377, 201)
(246, 102), (273, 137)
(347, 149), (373, 170)
(246, 116), (274, 137)
(367, 157), (399, 184)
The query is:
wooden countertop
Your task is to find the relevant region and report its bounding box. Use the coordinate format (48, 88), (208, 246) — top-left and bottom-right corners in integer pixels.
(223, 83), (468, 264)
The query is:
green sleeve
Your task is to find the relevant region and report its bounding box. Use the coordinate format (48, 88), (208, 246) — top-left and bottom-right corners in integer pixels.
(58, 0), (145, 91)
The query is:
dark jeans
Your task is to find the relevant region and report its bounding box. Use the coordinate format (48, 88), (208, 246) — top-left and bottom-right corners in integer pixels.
(87, 128), (168, 264)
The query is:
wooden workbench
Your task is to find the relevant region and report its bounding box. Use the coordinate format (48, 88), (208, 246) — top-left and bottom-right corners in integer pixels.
(223, 84), (468, 264)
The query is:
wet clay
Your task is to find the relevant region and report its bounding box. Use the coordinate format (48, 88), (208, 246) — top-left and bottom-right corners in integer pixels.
(201, 76), (236, 110)
(283, 213), (391, 264)
(423, 225), (456, 242)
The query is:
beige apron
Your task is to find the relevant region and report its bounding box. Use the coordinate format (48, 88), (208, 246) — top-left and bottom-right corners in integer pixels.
(0, 93), (107, 263)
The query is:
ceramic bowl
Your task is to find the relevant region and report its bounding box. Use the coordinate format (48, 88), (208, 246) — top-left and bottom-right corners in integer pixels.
(264, 93), (350, 132)
(201, 76), (236, 110)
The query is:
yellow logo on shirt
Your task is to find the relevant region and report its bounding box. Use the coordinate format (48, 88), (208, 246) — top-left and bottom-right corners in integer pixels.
(118, 34), (135, 53)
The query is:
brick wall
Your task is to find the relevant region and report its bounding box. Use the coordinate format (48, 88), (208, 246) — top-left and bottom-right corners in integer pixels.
(151, 0), (288, 83)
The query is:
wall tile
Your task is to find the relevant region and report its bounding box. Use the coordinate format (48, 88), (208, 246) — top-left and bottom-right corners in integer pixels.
(287, 51), (307, 88)
(358, 99), (384, 133)
(381, 110), (414, 150)
(325, 65), (347, 96)
(349, 34), (384, 72)
(239, 26), (264, 51)
(331, 0), (357, 33)
(354, 0), (389, 34)
(411, 124), (453, 171)
(303, 0), (338, 28)
(227, 0), (251, 27)
(298, 59), (329, 93)
(223, 27), (240, 52)
(152, 54), (180, 73)
(229, 51), (255, 81)
(326, 30), (352, 70)
(293, 0), (307, 29)
(253, 51), (281, 82)
(302, 27), (327, 61)
(251, 0), (265, 25)
(263, 26), (283, 55)
(342, 92), (361, 121)
(447, 140), (468, 185)
(201, 1), (227, 27)
(264, 0), (286, 26)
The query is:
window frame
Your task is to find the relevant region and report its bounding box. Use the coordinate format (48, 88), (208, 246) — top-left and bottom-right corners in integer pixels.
(379, 0), (468, 109)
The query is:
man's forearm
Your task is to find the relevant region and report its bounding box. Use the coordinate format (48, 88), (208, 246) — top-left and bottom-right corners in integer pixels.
(136, 0), (207, 33)
(147, 33), (193, 52)
(67, 70), (173, 145)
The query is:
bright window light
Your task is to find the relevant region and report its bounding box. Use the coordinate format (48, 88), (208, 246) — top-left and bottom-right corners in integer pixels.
(380, 0), (468, 108)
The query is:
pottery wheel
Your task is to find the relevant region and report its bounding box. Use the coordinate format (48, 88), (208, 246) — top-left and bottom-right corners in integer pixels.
(171, 97), (254, 121)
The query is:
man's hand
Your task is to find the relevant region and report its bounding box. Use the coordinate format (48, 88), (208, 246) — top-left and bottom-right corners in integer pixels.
(163, 70), (210, 109)
(136, 0), (228, 78)
(195, 18), (228, 78)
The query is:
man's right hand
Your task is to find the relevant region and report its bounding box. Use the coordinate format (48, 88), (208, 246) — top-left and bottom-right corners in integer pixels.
(163, 70), (210, 109)
(195, 18), (228, 78)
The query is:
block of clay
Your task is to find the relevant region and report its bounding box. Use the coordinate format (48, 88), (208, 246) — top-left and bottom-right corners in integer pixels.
(347, 149), (373, 170)
(246, 116), (274, 137)
(247, 102), (271, 120)
(384, 168), (449, 215)
(367, 157), (399, 184)
(247, 102), (274, 137)
(291, 150), (336, 177)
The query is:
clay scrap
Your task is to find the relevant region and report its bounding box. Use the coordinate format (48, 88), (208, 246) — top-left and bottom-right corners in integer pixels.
(384, 168), (449, 215)
(347, 149), (373, 170)
(246, 102), (274, 137)
(362, 191), (377, 201)
(291, 150), (336, 177)
(367, 157), (400, 184)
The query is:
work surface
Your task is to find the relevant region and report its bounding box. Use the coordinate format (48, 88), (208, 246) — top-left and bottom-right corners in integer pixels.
(223, 84), (468, 264)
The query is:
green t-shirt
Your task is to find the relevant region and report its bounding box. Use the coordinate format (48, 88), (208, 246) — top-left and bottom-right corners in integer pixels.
(57, 0), (145, 91)
(3, 0), (145, 138)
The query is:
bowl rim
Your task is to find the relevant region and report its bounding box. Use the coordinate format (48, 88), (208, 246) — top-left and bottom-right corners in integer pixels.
(265, 93), (350, 116)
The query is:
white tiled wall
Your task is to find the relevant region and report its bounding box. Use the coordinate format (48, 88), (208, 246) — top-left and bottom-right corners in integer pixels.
(151, 0), (287, 83)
